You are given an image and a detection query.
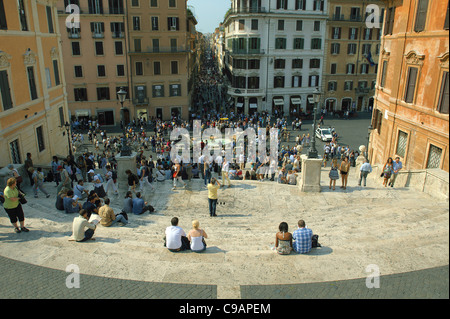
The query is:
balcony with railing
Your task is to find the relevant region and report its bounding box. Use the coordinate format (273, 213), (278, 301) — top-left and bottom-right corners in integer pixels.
(133, 97), (149, 105)
(57, 8), (125, 15)
(225, 48), (265, 56)
(224, 7), (267, 21)
(331, 14), (363, 22)
(129, 46), (190, 55)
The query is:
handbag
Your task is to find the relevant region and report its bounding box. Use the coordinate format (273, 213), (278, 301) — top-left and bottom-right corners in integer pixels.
(16, 175), (23, 184)
(18, 192), (27, 205)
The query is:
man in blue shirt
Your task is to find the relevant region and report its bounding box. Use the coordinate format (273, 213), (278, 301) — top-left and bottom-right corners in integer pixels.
(292, 220), (313, 254)
(63, 190), (82, 214)
(132, 192), (154, 215)
(389, 157), (403, 187)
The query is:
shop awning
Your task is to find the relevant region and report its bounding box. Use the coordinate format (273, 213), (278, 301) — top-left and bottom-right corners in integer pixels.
(291, 97), (301, 105)
(75, 110), (90, 117)
(307, 97), (315, 104)
(236, 102), (244, 108)
(273, 98), (284, 106)
(249, 103), (258, 108)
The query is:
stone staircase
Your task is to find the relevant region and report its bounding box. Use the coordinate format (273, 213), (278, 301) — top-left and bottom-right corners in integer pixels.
(0, 167), (448, 298)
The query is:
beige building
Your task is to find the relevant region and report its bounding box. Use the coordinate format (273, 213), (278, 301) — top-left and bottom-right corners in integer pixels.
(322, 0), (383, 114)
(127, 0), (198, 121)
(0, 0), (70, 167)
(57, 0), (130, 126)
(57, 0), (198, 125)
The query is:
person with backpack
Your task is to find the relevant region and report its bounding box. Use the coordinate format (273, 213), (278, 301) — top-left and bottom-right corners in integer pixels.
(104, 165), (119, 196)
(126, 169), (139, 194)
(139, 160), (155, 192)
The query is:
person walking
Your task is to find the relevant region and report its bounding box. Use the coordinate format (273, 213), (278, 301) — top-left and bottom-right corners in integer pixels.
(3, 178), (29, 233)
(104, 165), (119, 196)
(207, 177), (221, 217)
(339, 156), (351, 190)
(358, 159), (372, 187)
(31, 167), (51, 198)
(24, 153), (34, 186)
(382, 157), (394, 187)
(328, 158), (339, 190)
(172, 160), (186, 190)
(389, 156), (403, 188)
(221, 157), (231, 187)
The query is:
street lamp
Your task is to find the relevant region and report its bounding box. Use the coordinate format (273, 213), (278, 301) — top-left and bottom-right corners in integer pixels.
(117, 87), (131, 156)
(307, 87), (321, 159)
(64, 121), (73, 157)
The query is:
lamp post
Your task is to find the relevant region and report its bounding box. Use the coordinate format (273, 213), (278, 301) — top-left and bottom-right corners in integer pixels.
(307, 87), (321, 159)
(117, 87), (131, 156)
(64, 121), (73, 157)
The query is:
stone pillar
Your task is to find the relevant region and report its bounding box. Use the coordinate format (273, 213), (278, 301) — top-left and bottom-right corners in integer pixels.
(300, 154), (322, 192)
(115, 152), (137, 187)
(244, 97), (249, 115)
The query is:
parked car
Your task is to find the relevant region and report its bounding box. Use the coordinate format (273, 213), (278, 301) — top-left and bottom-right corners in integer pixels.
(315, 128), (333, 142)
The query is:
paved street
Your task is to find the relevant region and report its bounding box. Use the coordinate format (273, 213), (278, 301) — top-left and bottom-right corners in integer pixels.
(0, 255), (447, 299)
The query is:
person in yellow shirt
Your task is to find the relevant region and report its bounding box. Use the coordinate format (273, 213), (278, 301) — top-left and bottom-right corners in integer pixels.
(207, 178), (221, 217)
(98, 198), (128, 227)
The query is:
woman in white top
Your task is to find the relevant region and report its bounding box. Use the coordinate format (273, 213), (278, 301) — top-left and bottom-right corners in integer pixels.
(187, 220), (208, 252)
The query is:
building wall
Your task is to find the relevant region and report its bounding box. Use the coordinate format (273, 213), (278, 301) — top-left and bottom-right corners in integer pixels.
(369, 0), (449, 172)
(127, 0), (196, 121)
(323, 0), (383, 113)
(57, 0), (129, 126)
(0, 0), (70, 168)
(223, 0), (327, 116)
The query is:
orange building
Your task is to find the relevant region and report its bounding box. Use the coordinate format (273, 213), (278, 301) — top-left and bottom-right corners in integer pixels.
(0, 0), (70, 167)
(369, 0), (449, 172)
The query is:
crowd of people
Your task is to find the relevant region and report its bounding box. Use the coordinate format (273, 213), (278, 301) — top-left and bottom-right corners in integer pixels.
(1, 47), (402, 256)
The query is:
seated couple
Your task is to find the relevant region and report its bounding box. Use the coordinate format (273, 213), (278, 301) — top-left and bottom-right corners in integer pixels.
(275, 220), (320, 255)
(164, 217), (208, 252)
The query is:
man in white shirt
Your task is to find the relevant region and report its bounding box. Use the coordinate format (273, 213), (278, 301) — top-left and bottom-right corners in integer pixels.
(70, 209), (96, 242)
(358, 159), (372, 187)
(165, 217), (190, 252)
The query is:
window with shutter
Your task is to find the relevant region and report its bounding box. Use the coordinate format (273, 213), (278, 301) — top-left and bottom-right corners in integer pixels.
(36, 126), (45, 152)
(46, 6), (54, 33)
(396, 131), (408, 158)
(438, 71), (449, 114)
(445, 0), (449, 29)
(27, 67), (38, 100)
(0, 0), (7, 30)
(380, 60), (388, 88)
(10, 139), (21, 164)
(53, 60), (60, 86)
(0, 70), (13, 110)
(427, 145), (442, 168)
(414, 0), (429, 32)
(404, 67), (418, 103)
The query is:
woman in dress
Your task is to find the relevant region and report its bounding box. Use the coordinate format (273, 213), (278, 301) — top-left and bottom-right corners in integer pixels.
(275, 222), (293, 255)
(329, 158), (340, 190)
(187, 220), (208, 252)
(382, 157), (394, 187)
(339, 156), (351, 190)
